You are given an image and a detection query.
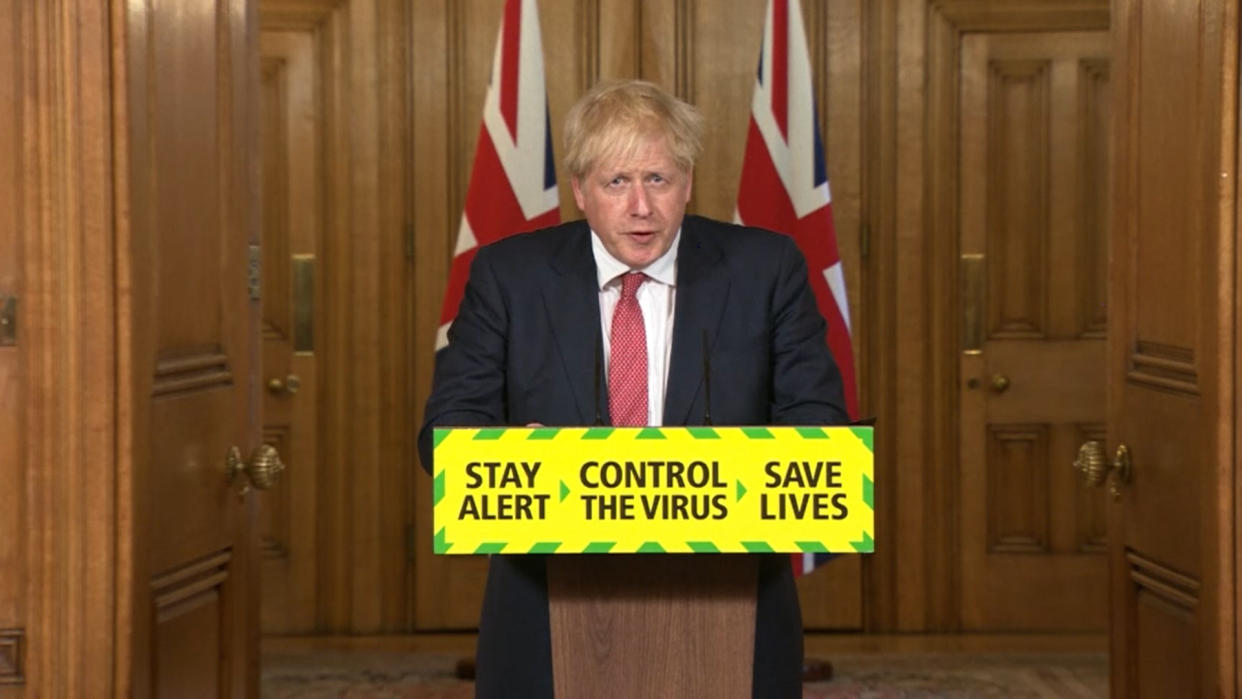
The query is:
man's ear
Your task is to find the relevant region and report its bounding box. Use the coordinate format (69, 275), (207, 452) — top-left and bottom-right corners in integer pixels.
(571, 177), (586, 210)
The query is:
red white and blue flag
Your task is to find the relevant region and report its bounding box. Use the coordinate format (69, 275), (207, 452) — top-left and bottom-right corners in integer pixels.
(437, 0), (560, 351)
(735, 0), (860, 576)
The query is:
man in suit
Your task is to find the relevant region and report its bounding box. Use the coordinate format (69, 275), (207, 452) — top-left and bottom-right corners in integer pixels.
(419, 79), (849, 698)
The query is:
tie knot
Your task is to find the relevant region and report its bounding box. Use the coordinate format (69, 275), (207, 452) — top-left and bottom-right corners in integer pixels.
(620, 272), (646, 299)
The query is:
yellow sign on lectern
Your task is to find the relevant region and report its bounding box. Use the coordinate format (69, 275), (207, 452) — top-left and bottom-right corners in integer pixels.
(432, 425), (874, 555)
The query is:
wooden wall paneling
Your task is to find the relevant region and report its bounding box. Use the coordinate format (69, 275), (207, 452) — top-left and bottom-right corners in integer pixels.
(376, 0), (413, 633)
(322, 0), (410, 633)
(342, 0), (384, 633)
(318, 3), (352, 631)
(595, 0), (641, 80)
(410, 0), (497, 631)
(638, 0), (767, 222)
(409, 0), (451, 631)
(0, 2), (23, 691)
(19, 0), (118, 694)
(861, 0), (899, 632)
(410, 0), (469, 631)
(890, 0), (933, 632)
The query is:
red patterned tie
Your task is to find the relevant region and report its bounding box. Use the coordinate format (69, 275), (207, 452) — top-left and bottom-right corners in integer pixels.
(609, 272), (648, 427)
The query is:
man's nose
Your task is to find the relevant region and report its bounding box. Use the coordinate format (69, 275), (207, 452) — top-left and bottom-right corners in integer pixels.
(628, 185), (652, 216)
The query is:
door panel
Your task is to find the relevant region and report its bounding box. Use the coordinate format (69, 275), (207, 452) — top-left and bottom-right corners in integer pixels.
(1109, 0), (1235, 694)
(259, 26), (322, 635)
(124, 0), (260, 695)
(958, 31), (1110, 630)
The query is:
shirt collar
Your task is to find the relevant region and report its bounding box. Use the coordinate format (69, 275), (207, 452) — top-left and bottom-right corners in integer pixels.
(590, 228), (681, 290)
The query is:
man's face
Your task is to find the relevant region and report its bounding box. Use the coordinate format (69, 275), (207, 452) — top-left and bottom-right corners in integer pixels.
(571, 136), (692, 269)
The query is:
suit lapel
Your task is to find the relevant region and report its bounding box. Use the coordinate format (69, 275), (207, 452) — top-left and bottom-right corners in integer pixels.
(544, 222), (607, 425)
(664, 217), (730, 426)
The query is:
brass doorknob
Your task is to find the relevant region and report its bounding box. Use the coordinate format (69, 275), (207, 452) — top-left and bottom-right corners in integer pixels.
(1074, 441), (1132, 499)
(227, 444), (285, 498)
(267, 374), (302, 396)
(990, 374), (1010, 393)
(1074, 441), (1109, 486)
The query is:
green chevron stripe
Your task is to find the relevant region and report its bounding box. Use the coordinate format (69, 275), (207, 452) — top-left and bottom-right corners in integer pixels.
(583, 427), (614, 440)
(559, 481), (571, 502)
(583, 541), (616, 553)
(637, 427), (666, 440)
(472, 428), (506, 441)
(433, 428), (451, 449)
(686, 541), (720, 553)
(851, 427), (874, 452)
(736, 480), (748, 501)
(474, 542), (507, 554)
(527, 428), (561, 440)
(741, 427), (775, 439)
(863, 474), (874, 510)
(433, 470), (445, 506)
(528, 542), (562, 554)
(797, 541), (830, 553)
(795, 427), (829, 439)
(434, 527), (451, 554)
(687, 427), (720, 439)
(742, 541), (775, 553)
(850, 532), (875, 553)
(637, 541), (666, 553)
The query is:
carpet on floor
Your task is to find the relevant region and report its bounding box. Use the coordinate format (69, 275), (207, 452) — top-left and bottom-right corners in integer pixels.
(261, 650), (1107, 698)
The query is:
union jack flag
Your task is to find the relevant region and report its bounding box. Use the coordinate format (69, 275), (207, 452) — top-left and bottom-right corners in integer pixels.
(735, 0), (860, 576)
(437, 0), (560, 351)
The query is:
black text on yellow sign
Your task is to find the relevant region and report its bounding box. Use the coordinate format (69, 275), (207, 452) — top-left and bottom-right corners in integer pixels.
(432, 426), (874, 555)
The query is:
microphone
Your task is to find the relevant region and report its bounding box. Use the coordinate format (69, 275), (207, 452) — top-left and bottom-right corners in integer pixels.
(701, 330), (713, 426)
(594, 330), (605, 426)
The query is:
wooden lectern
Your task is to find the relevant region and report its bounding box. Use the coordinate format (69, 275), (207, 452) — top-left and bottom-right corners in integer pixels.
(547, 554), (758, 698)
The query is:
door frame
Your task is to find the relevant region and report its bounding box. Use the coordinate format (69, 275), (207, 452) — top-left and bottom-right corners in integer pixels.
(918, 0), (1110, 630)
(15, 0), (122, 694)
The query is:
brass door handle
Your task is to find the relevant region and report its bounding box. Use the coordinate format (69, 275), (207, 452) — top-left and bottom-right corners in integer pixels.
(990, 374), (1010, 393)
(227, 444), (285, 498)
(1074, 441), (1131, 499)
(267, 374), (302, 396)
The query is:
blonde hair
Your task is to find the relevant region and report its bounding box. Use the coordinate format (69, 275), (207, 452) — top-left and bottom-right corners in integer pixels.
(563, 80), (704, 179)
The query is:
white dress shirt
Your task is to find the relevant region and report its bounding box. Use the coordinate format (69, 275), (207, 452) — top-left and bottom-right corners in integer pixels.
(591, 230), (679, 426)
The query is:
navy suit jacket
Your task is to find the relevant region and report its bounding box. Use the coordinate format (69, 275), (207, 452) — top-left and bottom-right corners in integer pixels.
(419, 215), (848, 698)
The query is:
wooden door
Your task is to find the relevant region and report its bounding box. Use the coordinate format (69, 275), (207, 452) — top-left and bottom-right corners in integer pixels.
(958, 31), (1110, 630)
(1107, 0), (1236, 694)
(122, 0), (263, 695)
(258, 23), (322, 635)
